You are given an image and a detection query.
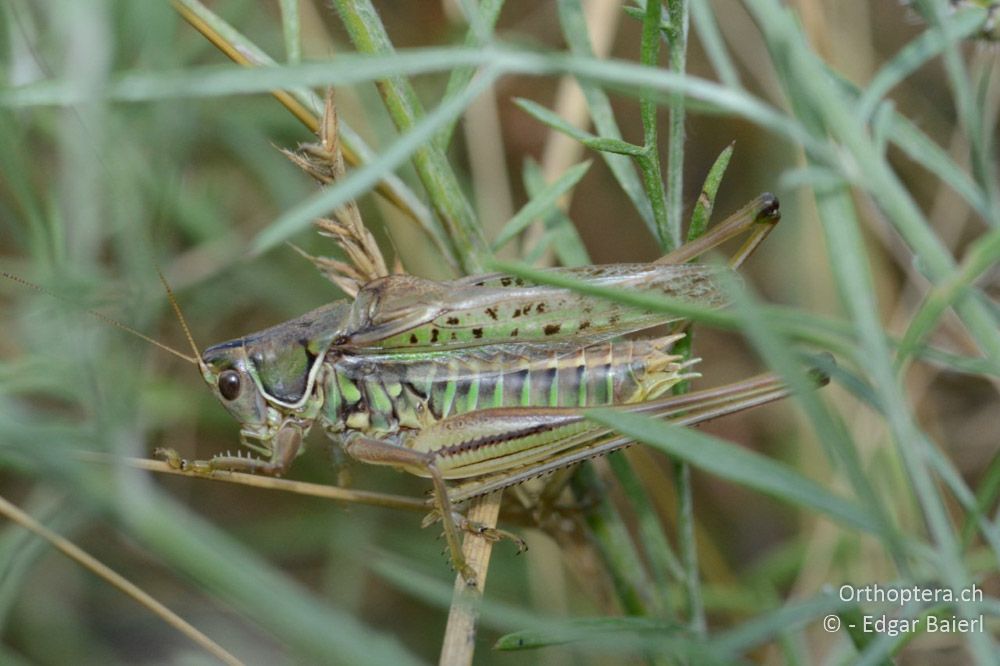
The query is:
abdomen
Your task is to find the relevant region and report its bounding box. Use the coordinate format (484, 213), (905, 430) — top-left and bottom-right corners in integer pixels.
(321, 335), (694, 436)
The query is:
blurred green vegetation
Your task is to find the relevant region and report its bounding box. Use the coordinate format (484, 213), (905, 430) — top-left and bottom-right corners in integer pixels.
(1, 1), (998, 664)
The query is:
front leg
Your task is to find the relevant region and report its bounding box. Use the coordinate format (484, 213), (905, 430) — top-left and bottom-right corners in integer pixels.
(156, 424), (304, 477)
(340, 433), (477, 585)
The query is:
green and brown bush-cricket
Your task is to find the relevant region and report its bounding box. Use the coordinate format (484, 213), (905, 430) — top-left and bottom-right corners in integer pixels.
(149, 191), (828, 584)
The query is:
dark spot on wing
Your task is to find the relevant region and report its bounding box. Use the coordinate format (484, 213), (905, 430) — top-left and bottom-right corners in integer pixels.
(485, 307), (498, 320)
(544, 324), (562, 336)
(512, 308), (521, 318)
(446, 317), (460, 325)
(579, 320), (591, 330)
(501, 277), (512, 287)
(431, 328), (440, 343)
(608, 315), (620, 325)
(510, 327), (519, 337)
(409, 334), (418, 344)
(514, 277), (524, 286)
(472, 328), (483, 338)
(536, 302), (546, 313)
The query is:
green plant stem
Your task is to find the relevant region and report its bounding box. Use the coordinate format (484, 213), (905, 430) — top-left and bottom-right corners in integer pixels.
(606, 453), (683, 616)
(639, 0), (673, 250)
(277, 0), (301, 64)
(666, 0), (689, 251)
(332, 0), (491, 274)
(675, 458), (705, 635)
(572, 464), (654, 616)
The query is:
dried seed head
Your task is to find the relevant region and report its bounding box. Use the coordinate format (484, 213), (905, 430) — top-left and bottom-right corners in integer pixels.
(281, 90), (389, 292)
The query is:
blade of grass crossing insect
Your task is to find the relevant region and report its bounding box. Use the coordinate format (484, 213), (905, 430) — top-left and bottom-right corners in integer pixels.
(723, 274), (908, 570)
(585, 410), (880, 533)
(331, 0), (491, 273)
(810, 185), (995, 661)
(488, 260), (991, 378)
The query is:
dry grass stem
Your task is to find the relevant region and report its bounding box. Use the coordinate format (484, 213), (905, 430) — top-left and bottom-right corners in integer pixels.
(438, 491), (503, 666)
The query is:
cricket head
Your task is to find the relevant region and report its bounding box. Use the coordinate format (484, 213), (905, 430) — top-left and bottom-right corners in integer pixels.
(200, 301), (352, 444)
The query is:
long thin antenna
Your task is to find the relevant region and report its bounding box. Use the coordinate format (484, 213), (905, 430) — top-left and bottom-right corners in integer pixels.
(1, 271), (199, 365)
(155, 269), (202, 366)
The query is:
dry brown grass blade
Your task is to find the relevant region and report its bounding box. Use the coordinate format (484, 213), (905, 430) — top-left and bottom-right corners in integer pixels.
(0, 494), (244, 666)
(438, 491), (502, 666)
(78, 453), (428, 512)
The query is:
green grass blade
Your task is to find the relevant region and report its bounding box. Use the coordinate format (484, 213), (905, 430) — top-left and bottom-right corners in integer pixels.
(250, 68), (499, 255)
(492, 160), (592, 251)
(522, 158), (591, 267)
(585, 410), (881, 533)
(687, 142), (733, 241)
(856, 8), (987, 120)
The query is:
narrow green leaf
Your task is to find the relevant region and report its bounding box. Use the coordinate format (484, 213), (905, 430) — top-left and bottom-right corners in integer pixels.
(585, 410), (880, 533)
(856, 8), (986, 120)
(514, 98), (645, 155)
(493, 160), (592, 250)
(251, 68), (500, 255)
(712, 592), (849, 655)
(522, 158), (591, 267)
(556, 0), (658, 235)
(494, 616), (681, 651)
(513, 97), (591, 140)
(687, 142), (733, 241)
(584, 137), (647, 156)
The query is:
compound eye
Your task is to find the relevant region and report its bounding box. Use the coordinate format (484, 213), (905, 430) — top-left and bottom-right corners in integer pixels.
(218, 369), (242, 401)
